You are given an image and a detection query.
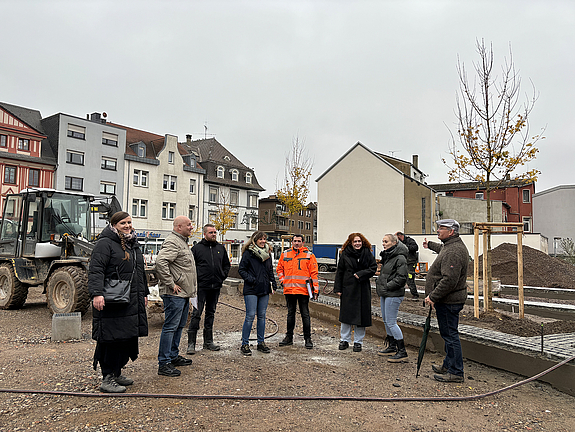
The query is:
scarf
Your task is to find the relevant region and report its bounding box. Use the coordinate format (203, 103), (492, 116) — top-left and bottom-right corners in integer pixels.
(249, 243), (271, 262)
(111, 226), (138, 246)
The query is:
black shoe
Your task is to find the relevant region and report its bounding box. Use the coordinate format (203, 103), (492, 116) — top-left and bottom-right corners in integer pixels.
(388, 339), (408, 363)
(203, 342), (221, 351)
(186, 343), (196, 355)
(304, 338), (313, 349)
(100, 374), (126, 393)
(353, 343), (362, 352)
(338, 341), (349, 350)
(257, 342), (270, 353)
(410, 294), (420, 301)
(114, 374), (134, 386)
(240, 344), (252, 356)
(434, 373), (464, 383)
(158, 363), (181, 377)
(432, 364), (448, 374)
(279, 336), (293, 346)
(172, 355), (193, 367)
(377, 336), (397, 356)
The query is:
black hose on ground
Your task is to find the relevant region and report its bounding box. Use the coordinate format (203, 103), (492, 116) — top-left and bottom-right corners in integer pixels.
(1, 354), (573, 402)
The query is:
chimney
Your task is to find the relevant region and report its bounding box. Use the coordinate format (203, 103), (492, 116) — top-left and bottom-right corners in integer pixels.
(412, 155), (419, 169)
(90, 112), (101, 123)
(186, 134), (192, 144)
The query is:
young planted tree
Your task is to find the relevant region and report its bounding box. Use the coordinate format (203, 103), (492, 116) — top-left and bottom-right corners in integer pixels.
(209, 192), (237, 240)
(276, 136), (313, 225)
(444, 39), (544, 311)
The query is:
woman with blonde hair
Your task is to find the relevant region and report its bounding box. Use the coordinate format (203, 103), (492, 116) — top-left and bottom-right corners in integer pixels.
(376, 233), (408, 362)
(334, 233), (377, 352)
(238, 231), (277, 356)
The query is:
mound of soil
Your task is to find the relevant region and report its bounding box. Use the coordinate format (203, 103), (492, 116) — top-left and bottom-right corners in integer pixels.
(468, 243), (575, 288)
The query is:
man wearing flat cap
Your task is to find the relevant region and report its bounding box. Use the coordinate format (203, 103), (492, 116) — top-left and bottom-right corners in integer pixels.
(423, 219), (469, 383)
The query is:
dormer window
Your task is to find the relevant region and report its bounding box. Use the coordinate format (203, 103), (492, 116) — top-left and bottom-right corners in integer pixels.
(223, 155), (231, 162)
(245, 172), (252, 184)
(231, 169), (239, 181)
(216, 166), (225, 178)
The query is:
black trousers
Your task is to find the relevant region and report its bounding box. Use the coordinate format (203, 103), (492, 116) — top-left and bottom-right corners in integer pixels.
(188, 288), (221, 331)
(285, 294), (311, 339)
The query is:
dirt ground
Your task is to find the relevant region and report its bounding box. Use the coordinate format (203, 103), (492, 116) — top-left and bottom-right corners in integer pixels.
(1, 288), (575, 432)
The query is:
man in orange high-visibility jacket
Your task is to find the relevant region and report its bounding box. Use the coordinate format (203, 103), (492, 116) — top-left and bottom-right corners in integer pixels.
(276, 234), (319, 349)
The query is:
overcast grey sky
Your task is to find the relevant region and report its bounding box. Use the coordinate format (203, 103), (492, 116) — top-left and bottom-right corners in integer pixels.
(2, 0), (573, 201)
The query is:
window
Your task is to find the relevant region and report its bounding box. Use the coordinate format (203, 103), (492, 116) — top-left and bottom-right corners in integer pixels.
(298, 221), (304, 229)
(306, 235), (311, 244)
(102, 132), (118, 146)
(132, 199), (147, 218)
(136, 144), (146, 158)
(231, 169), (239, 181)
(216, 166), (224, 178)
(189, 179), (196, 194)
(248, 195), (258, 208)
(133, 170), (148, 187)
(0, 135), (6, 147)
(67, 124), (85, 140)
(523, 189), (531, 203)
(100, 181), (116, 195)
(305, 222), (311, 230)
(523, 217), (532, 233)
(65, 176), (83, 191)
(245, 172), (252, 184)
(18, 138), (29, 151)
(475, 192), (484, 199)
(162, 202), (176, 220)
(168, 151), (175, 164)
(101, 157), (117, 171)
(163, 175), (177, 191)
(230, 190), (239, 206)
(209, 186), (218, 203)
(28, 169), (40, 187)
(188, 205), (195, 221)
(4, 166), (16, 184)
(208, 211), (217, 223)
(306, 210), (312, 218)
(66, 150), (84, 165)
(231, 214), (238, 229)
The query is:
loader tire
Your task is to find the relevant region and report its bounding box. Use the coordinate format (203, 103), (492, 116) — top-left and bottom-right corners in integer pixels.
(0, 263), (29, 310)
(46, 266), (90, 315)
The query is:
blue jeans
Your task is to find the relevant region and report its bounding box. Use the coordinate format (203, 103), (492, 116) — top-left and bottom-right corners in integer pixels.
(380, 296), (404, 340)
(242, 294), (269, 344)
(435, 303), (464, 377)
(158, 295), (190, 366)
(340, 323), (366, 344)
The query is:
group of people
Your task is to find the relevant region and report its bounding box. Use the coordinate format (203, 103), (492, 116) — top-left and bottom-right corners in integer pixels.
(88, 212), (468, 393)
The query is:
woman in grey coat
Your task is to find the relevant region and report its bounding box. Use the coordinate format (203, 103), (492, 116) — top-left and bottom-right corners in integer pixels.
(376, 233), (408, 362)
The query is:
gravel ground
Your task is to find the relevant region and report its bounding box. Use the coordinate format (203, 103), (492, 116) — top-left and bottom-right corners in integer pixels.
(1, 288), (575, 431)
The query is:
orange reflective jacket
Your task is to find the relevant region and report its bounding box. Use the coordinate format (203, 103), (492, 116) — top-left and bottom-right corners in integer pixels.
(277, 246), (319, 295)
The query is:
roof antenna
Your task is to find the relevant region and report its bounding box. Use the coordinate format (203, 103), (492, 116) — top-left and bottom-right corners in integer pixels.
(204, 121), (208, 139)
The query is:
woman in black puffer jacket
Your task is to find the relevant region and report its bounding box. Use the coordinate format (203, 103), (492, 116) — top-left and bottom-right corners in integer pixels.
(238, 231), (277, 356)
(375, 233), (408, 362)
(88, 211), (149, 393)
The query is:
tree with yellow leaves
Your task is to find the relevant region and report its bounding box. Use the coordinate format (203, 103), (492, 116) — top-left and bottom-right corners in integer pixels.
(276, 137), (313, 223)
(444, 39), (544, 311)
(209, 192), (237, 240)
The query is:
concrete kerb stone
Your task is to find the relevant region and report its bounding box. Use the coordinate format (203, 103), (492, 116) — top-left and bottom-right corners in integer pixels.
(51, 312), (82, 341)
(269, 291), (575, 396)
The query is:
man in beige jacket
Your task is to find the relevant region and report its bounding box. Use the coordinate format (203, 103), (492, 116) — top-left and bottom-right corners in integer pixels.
(156, 216), (197, 377)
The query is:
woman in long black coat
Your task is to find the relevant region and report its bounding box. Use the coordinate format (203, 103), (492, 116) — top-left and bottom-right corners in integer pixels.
(334, 233), (377, 352)
(88, 211), (149, 393)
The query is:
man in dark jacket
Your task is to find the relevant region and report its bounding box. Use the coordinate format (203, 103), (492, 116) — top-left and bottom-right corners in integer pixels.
(396, 232), (419, 299)
(155, 216), (196, 377)
(187, 224), (231, 353)
(424, 219), (469, 383)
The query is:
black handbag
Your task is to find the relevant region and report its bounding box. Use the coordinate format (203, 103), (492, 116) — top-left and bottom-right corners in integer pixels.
(103, 259), (136, 305)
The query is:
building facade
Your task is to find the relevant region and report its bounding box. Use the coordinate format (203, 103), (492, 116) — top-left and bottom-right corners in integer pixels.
(0, 102), (55, 210)
(41, 112), (127, 231)
(533, 185), (575, 255)
(258, 195), (316, 244)
(431, 180), (535, 233)
(182, 137), (264, 262)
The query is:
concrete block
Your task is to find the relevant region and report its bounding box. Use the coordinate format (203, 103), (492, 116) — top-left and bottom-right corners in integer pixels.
(51, 312), (82, 341)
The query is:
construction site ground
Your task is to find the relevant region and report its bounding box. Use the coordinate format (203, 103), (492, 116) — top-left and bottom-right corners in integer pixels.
(1, 288), (574, 432)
